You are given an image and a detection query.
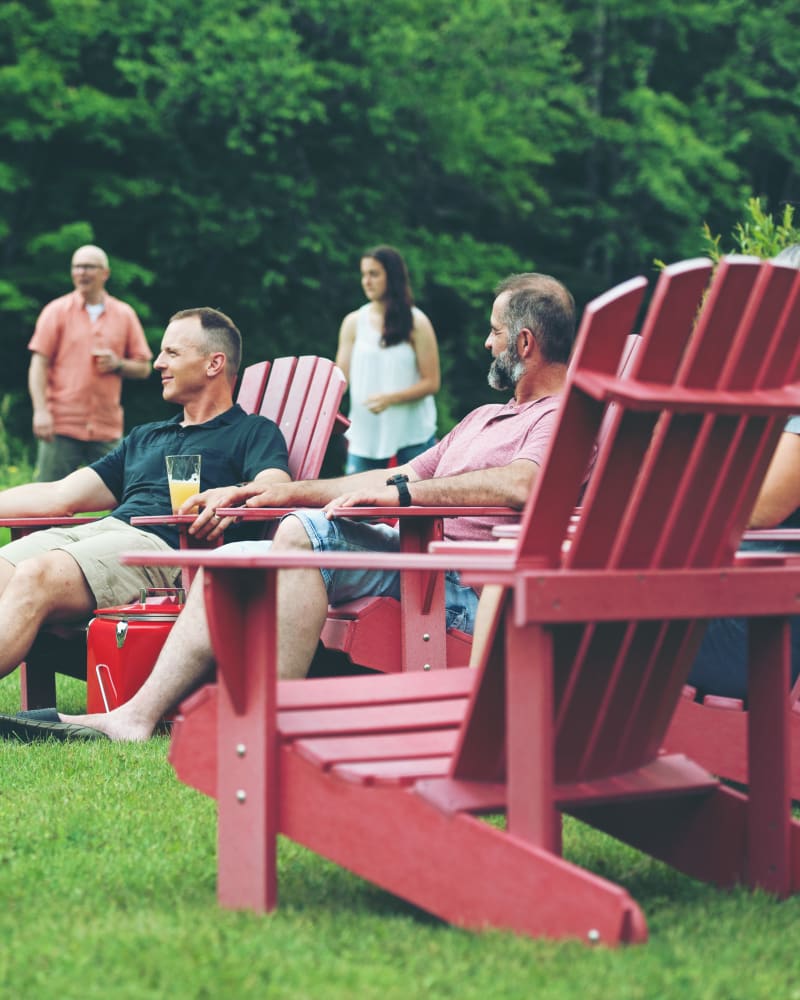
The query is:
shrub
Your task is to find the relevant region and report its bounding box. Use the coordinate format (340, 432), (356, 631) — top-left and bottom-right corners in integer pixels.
(700, 197), (800, 261)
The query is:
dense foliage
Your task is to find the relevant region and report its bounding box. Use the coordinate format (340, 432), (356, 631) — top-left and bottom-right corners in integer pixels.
(1, 0), (799, 446)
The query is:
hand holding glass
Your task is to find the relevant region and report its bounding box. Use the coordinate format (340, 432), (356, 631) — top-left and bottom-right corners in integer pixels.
(165, 455), (201, 513)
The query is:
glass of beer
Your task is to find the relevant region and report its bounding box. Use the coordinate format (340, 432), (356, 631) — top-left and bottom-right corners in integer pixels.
(165, 455), (202, 513)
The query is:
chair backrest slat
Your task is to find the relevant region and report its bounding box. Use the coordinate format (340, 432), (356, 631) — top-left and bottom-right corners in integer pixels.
(454, 256), (800, 785)
(235, 361), (271, 414)
(236, 355), (346, 480)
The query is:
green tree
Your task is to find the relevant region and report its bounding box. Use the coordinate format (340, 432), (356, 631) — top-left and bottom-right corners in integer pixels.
(0, 0), (798, 452)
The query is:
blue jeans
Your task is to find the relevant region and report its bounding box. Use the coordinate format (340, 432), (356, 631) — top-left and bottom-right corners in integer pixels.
(688, 615), (800, 701)
(223, 508), (478, 635)
(345, 435), (437, 475)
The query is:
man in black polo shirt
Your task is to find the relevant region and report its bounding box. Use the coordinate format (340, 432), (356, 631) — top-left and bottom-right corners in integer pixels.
(0, 307), (290, 683)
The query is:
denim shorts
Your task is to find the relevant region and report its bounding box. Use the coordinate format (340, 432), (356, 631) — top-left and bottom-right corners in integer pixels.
(222, 508), (479, 635)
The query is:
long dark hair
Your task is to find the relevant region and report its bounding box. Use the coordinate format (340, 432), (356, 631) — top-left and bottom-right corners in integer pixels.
(363, 245), (414, 347)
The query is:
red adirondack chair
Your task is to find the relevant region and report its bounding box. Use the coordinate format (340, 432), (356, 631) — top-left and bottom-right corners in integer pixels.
(125, 257), (800, 945)
(5, 355), (347, 709)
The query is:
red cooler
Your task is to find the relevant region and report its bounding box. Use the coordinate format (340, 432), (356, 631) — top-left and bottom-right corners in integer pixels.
(86, 588), (185, 713)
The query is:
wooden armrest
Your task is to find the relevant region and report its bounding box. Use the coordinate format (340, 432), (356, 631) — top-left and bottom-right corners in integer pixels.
(429, 540), (516, 554)
(121, 550), (800, 619)
(213, 505), (518, 521)
(324, 505), (518, 519)
(212, 508), (303, 521)
(741, 528), (800, 543)
(121, 548), (517, 575)
(132, 511), (297, 530)
(0, 516), (100, 527)
(0, 515), (101, 541)
(492, 525), (521, 538)
(131, 515), (198, 528)
(733, 550), (800, 565)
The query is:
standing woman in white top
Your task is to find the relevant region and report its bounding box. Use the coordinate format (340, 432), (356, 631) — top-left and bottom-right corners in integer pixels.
(335, 245), (441, 473)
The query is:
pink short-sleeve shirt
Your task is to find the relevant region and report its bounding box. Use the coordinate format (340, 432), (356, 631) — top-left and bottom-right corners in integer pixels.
(409, 395), (561, 542)
(28, 291), (151, 441)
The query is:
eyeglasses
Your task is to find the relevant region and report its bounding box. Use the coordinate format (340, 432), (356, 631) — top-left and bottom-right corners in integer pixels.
(72, 263), (102, 271)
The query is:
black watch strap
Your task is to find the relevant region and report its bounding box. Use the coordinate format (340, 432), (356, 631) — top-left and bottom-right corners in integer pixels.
(386, 473), (412, 507)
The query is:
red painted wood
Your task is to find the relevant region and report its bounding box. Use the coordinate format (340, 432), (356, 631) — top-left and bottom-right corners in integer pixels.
(278, 666), (475, 709)
(331, 756), (453, 785)
(294, 729), (460, 769)
(137, 258), (800, 942)
(235, 360), (270, 413)
(281, 697), (468, 739)
(745, 617), (792, 893)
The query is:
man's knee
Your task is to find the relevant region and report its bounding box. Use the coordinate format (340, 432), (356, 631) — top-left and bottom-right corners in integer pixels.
(4, 554), (54, 602)
(6, 550), (92, 613)
(0, 556), (16, 595)
(272, 514), (313, 551)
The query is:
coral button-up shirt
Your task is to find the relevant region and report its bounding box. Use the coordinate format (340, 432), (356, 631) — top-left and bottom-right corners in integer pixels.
(28, 291), (152, 441)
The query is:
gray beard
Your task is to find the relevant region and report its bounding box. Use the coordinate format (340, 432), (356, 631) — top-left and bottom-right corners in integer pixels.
(487, 349), (523, 391)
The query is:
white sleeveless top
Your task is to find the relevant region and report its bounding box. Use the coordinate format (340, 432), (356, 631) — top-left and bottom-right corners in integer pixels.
(346, 304), (437, 459)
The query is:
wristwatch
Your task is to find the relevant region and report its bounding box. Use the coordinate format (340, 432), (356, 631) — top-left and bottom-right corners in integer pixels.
(386, 473), (412, 506)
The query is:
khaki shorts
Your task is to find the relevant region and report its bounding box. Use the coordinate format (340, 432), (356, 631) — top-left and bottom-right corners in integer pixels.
(0, 517), (180, 609)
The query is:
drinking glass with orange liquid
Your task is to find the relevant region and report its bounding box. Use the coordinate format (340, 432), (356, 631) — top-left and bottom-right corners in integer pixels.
(165, 455), (202, 513)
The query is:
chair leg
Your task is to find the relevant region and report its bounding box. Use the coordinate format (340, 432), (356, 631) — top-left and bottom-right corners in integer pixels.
(19, 660), (57, 711)
(20, 628), (88, 710)
(746, 618), (792, 894)
(206, 569), (279, 912)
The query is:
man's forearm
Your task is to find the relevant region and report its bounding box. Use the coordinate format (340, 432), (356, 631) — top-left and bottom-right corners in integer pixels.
(0, 481), (72, 517)
(119, 358), (151, 380)
(404, 463), (535, 510)
(0, 469), (114, 516)
(246, 466), (395, 509)
(28, 355), (49, 411)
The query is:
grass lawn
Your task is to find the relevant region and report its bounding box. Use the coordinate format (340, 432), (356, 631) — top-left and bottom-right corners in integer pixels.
(0, 671), (798, 999)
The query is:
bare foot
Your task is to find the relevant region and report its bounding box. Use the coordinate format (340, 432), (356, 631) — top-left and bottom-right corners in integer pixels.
(58, 711), (153, 742)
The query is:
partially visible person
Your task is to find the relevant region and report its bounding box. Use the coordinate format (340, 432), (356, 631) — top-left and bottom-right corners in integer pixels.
(0, 307), (290, 687)
(336, 245), (440, 473)
(3, 271), (578, 740)
(687, 424), (800, 699)
(28, 244), (152, 481)
(686, 244), (800, 700)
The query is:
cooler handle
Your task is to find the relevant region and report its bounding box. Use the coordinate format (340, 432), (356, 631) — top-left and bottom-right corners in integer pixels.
(94, 663), (118, 713)
(137, 587), (186, 606)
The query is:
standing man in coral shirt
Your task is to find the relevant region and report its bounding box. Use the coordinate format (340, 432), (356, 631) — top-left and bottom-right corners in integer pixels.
(28, 244), (153, 481)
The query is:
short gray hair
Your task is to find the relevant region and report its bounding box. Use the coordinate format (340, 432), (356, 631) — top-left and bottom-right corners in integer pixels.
(494, 273), (576, 364)
(169, 307), (242, 376)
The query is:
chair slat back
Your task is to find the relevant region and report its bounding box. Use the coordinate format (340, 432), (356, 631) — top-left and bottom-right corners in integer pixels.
(455, 257), (800, 786)
(257, 356), (345, 480)
(237, 356), (347, 481)
(512, 275), (650, 568)
(235, 361), (271, 414)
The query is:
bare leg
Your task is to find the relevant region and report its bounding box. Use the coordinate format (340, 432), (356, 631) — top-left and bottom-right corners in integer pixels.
(61, 568), (216, 740)
(0, 552), (94, 678)
(62, 514), (328, 737)
(469, 584), (506, 668)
